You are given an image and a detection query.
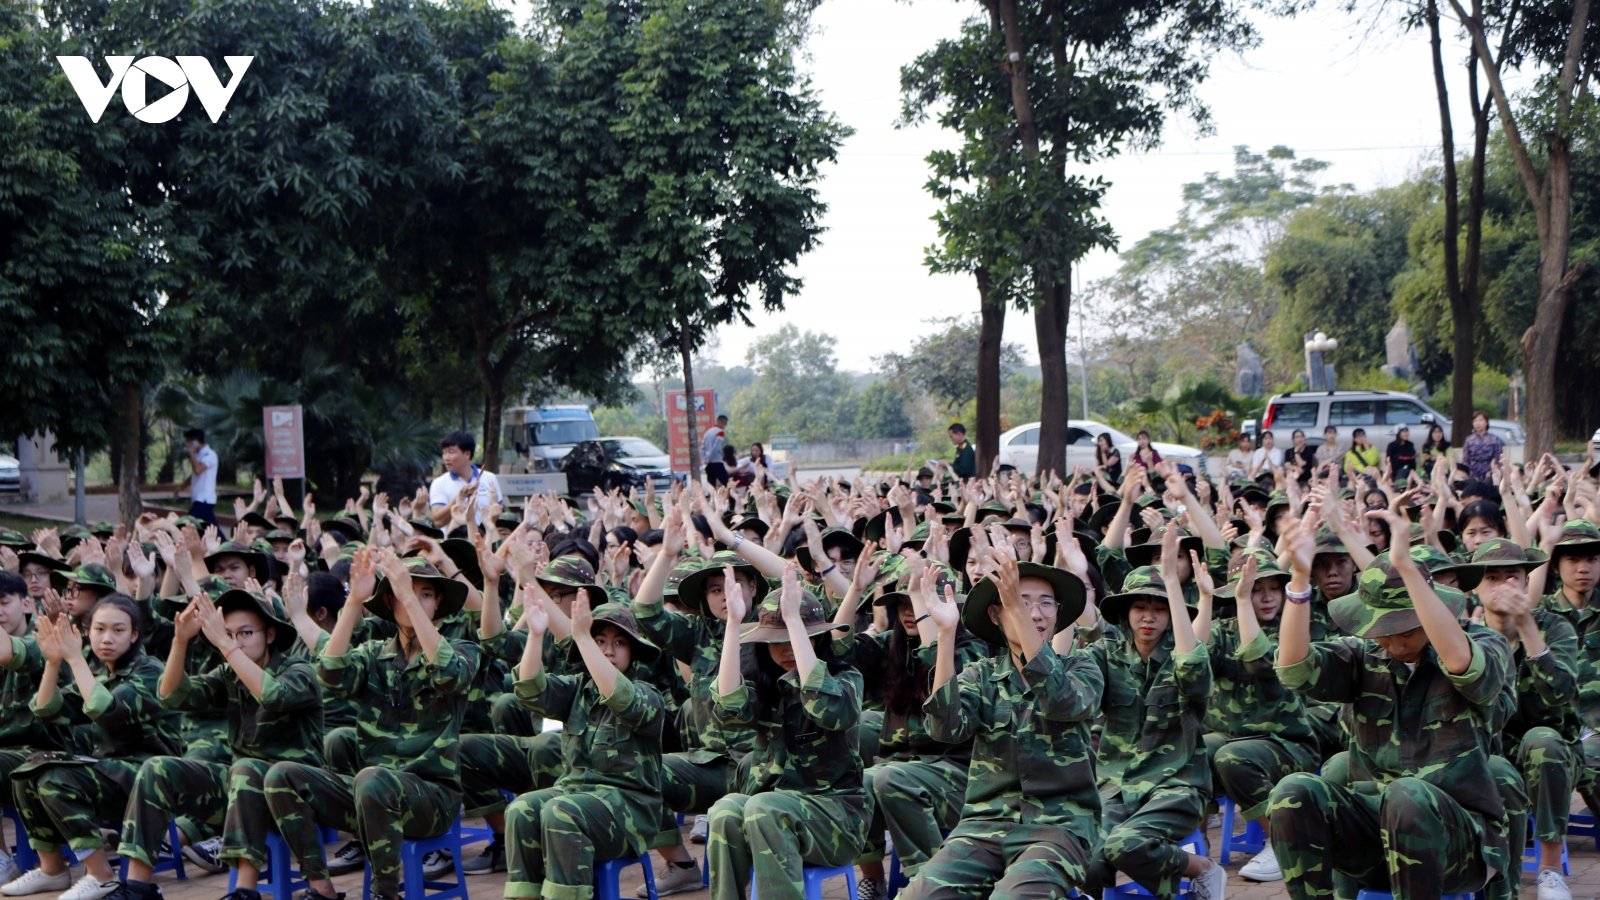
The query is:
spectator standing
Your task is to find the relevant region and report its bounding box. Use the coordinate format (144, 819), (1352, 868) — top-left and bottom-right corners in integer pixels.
(948, 423), (976, 480)
(184, 428), (221, 529)
(702, 415), (730, 487)
(1461, 411), (1504, 481)
(1386, 426), (1418, 484)
(1287, 430), (1317, 485)
(1250, 431), (1284, 476)
(1313, 426), (1343, 476)
(429, 431), (504, 530)
(1096, 433), (1123, 482)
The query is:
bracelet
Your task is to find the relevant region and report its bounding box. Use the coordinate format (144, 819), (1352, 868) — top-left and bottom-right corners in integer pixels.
(915, 614), (931, 624)
(224, 645), (246, 659)
(1285, 586), (1314, 604)
(819, 563), (838, 576)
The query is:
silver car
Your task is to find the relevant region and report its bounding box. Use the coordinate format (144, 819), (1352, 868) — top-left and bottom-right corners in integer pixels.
(1258, 390), (1524, 458)
(999, 420), (1209, 478)
(0, 454), (18, 493)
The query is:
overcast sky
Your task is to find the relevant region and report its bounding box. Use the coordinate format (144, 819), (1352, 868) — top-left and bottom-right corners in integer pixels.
(702, 0), (1490, 372)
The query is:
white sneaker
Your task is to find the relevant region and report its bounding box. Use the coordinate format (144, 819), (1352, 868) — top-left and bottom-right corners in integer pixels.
(635, 863), (701, 898)
(1188, 861), (1226, 900)
(1238, 840), (1282, 882)
(1205, 814), (1222, 831)
(0, 853), (20, 886)
(688, 815), (708, 844)
(0, 870), (70, 897)
(420, 849), (452, 877)
(1537, 868), (1571, 900)
(57, 874), (118, 900)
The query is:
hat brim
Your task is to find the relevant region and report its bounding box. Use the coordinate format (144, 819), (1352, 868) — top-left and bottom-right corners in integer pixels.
(17, 552), (70, 574)
(565, 615), (662, 667)
(1213, 570), (1290, 599)
(439, 539), (485, 591)
(366, 573), (468, 622)
(1099, 588), (1186, 627)
(739, 618), (847, 644)
(961, 562), (1086, 648)
(1328, 591), (1420, 638)
(676, 563), (771, 616)
(204, 549), (274, 587)
(1437, 563), (1485, 593)
(1551, 540), (1600, 564)
(1125, 537), (1204, 570)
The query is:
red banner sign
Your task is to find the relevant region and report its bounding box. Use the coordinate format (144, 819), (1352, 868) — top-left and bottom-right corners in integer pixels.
(666, 389), (716, 475)
(262, 405), (305, 478)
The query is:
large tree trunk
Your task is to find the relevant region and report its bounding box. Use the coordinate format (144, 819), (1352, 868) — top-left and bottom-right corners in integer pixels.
(975, 267), (1004, 474)
(117, 383), (142, 527)
(1427, 0), (1476, 446)
(680, 323), (701, 479)
(1035, 279), (1072, 479)
(1460, 30), (1491, 444)
(482, 385), (505, 475)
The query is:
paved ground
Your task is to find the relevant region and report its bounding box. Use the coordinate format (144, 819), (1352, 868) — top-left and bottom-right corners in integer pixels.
(6, 817), (1596, 900)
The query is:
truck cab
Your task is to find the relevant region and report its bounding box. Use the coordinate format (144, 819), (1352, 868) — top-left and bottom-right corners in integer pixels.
(501, 406), (599, 474)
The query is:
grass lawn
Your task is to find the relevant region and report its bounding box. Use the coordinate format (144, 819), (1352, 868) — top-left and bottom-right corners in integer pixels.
(0, 510), (64, 534)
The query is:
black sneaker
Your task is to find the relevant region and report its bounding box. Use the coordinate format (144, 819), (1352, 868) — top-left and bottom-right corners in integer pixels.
(327, 840), (366, 876)
(218, 891), (262, 900)
(461, 840), (505, 875)
(293, 889), (345, 900)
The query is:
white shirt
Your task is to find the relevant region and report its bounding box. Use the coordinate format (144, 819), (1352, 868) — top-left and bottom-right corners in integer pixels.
(190, 445), (219, 504)
(701, 426), (726, 466)
(429, 465), (504, 526)
(1251, 447), (1284, 470)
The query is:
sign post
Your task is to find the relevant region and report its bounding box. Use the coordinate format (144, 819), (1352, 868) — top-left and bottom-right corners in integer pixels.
(666, 389), (716, 476)
(262, 406), (305, 479)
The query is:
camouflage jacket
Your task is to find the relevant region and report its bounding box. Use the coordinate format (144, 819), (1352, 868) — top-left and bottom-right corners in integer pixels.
(834, 629), (984, 765)
(0, 635), (67, 750)
(1277, 627), (1512, 875)
(1537, 589), (1600, 731)
(1097, 545), (1229, 599)
(634, 595), (757, 763)
(1496, 609), (1580, 751)
(923, 645), (1104, 835)
(716, 662), (865, 805)
(1203, 618), (1317, 752)
(294, 619), (394, 730)
(31, 649), (186, 764)
(485, 627), (686, 713)
(160, 649), (326, 767)
(514, 668), (663, 856)
(317, 635), (478, 791)
(1086, 633), (1212, 807)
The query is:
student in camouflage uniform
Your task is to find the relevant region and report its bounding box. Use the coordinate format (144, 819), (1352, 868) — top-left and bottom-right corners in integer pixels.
(706, 566), (867, 900)
(49, 564), (118, 634)
(2, 596), (185, 900)
(1270, 511), (1513, 900)
(1084, 524), (1221, 900)
(114, 588), (324, 900)
(1471, 538), (1579, 900)
(502, 592), (665, 900)
(1535, 520), (1600, 815)
(0, 572), (65, 884)
(901, 546), (1100, 900)
(264, 549), (479, 900)
(1197, 548), (1321, 884)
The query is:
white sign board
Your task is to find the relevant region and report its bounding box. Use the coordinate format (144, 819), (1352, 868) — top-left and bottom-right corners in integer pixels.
(498, 473), (568, 497)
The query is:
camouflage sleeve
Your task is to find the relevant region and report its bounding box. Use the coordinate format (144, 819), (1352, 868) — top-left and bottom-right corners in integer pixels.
(1232, 628), (1278, 679)
(420, 639), (477, 697)
(513, 669), (578, 720)
(631, 597), (702, 666)
(713, 677), (758, 728)
(260, 659), (324, 713)
(1277, 637), (1364, 703)
(28, 682), (72, 723)
(1097, 545), (1131, 593)
(1528, 615), (1579, 710)
(159, 668), (229, 712)
(1021, 645), (1103, 722)
(1447, 628), (1509, 708)
(83, 677), (162, 730)
(480, 628), (528, 665)
(316, 640), (372, 699)
(1076, 610), (1108, 645)
(603, 672), (664, 735)
(795, 663), (860, 733)
(832, 631), (889, 683)
(1, 636), (43, 675)
(1205, 544), (1231, 582)
(922, 659), (986, 745)
(1172, 640), (1211, 702)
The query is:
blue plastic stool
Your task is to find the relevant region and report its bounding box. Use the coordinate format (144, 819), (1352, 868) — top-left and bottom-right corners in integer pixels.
(1107, 831), (1207, 899)
(749, 863), (856, 900)
(1568, 811), (1598, 850)
(3, 807), (38, 874)
(458, 794), (516, 848)
(1355, 890), (1475, 900)
(1217, 796), (1265, 865)
(228, 831), (323, 900)
(118, 821), (188, 881)
(596, 855), (656, 900)
(1522, 816), (1571, 875)
(362, 816), (468, 900)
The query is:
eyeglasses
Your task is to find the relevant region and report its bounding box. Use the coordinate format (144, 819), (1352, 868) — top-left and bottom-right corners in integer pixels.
(1022, 599), (1059, 615)
(225, 629), (258, 642)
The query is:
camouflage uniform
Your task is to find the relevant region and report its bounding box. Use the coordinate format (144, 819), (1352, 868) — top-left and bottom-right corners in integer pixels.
(121, 641), (325, 872)
(503, 608), (665, 900)
(1536, 520), (1600, 812)
(1269, 561), (1513, 900)
(265, 623), (478, 897)
(706, 596), (867, 900)
(14, 651), (185, 853)
(0, 634), (68, 806)
(1084, 568), (1213, 900)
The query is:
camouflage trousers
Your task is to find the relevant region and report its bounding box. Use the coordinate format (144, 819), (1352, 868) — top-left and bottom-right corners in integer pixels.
(492, 692), (539, 737)
(1576, 729), (1600, 820)
(858, 710), (882, 767)
(459, 734), (535, 818)
(1268, 774), (1491, 900)
(1089, 786), (1205, 900)
(529, 731), (564, 789)
(1203, 732), (1320, 822)
(324, 727), (360, 777)
(853, 758), (966, 878)
(0, 747), (34, 808)
(503, 786), (650, 900)
(119, 757), (227, 868)
(901, 821), (1090, 900)
(12, 759), (138, 852)
(173, 715), (231, 845)
(708, 791), (870, 900)
(263, 762), (460, 897)
(1513, 727), (1577, 843)
(649, 753), (735, 851)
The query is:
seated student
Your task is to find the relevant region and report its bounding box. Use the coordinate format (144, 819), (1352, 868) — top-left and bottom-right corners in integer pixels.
(502, 589), (665, 900)
(1533, 521), (1600, 840)
(1083, 526), (1222, 900)
(1270, 510), (1513, 900)
(264, 549), (478, 900)
(707, 566), (867, 900)
(47, 564), (118, 634)
(113, 588), (324, 900)
(0, 572), (64, 885)
(2, 596), (185, 900)
(18, 550), (68, 604)
(1196, 549), (1320, 884)
(1470, 538), (1578, 900)
(902, 546), (1100, 900)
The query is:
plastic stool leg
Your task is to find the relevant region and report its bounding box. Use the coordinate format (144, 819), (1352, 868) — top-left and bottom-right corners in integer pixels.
(1219, 798), (1236, 865)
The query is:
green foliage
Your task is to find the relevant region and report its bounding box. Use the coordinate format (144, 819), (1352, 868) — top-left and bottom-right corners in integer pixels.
(726, 325), (856, 444)
(593, 406), (669, 449)
(1120, 377), (1260, 446)
(853, 381), (914, 440)
(877, 315), (1025, 414)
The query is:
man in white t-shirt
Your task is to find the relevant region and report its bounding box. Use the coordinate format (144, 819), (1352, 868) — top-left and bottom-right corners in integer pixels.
(701, 414), (729, 486)
(429, 430), (504, 531)
(184, 428), (221, 529)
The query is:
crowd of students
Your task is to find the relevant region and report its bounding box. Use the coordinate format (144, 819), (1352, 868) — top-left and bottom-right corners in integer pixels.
(0, 423), (1597, 900)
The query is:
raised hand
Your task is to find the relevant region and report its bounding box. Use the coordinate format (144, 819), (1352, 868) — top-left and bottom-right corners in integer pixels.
(723, 565), (749, 624)
(570, 589), (593, 637)
(1190, 549), (1213, 596)
(174, 597), (204, 643)
(127, 542), (156, 579)
(521, 584), (550, 636)
(926, 580), (960, 633)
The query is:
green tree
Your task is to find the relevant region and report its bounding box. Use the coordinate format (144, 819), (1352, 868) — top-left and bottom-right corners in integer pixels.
(725, 325), (855, 444)
(877, 315), (1024, 414)
(853, 381), (914, 439)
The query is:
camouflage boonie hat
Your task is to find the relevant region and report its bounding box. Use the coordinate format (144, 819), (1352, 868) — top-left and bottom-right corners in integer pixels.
(1328, 553), (1468, 638)
(408, 519), (446, 540)
(88, 521), (116, 538)
(216, 588), (297, 652)
(535, 556), (608, 606)
(1313, 528), (1348, 557)
(50, 563), (117, 595)
(676, 551), (770, 616)
(437, 538), (485, 590)
(1404, 522), (1458, 555)
(566, 602), (661, 668)
(368, 556), (468, 621)
(158, 575), (230, 620)
(1550, 520), (1600, 565)
(1125, 526), (1203, 569)
(1409, 544), (1482, 593)
(874, 562), (962, 608)
(663, 557), (705, 599)
(740, 592), (843, 644)
(963, 562), (1085, 648)
(59, 524), (94, 553)
(1100, 565), (1188, 626)
(795, 526), (864, 576)
(17, 551), (69, 574)
(237, 511), (274, 533)
(322, 514), (366, 543)
(0, 528), (34, 550)
(1214, 548), (1291, 599)
(1087, 501), (1123, 533)
(728, 515), (769, 539)
(263, 529), (296, 544)
(899, 521), (934, 550)
(1470, 538), (1547, 575)
(205, 540), (273, 585)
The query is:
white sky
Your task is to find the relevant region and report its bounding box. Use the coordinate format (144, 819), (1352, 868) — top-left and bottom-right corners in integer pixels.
(706, 0), (1489, 372)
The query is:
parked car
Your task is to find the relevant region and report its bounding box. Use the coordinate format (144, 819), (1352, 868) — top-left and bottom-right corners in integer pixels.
(501, 406), (600, 474)
(1257, 390), (1524, 459)
(559, 437), (675, 494)
(998, 421), (1209, 478)
(0, 454), (18, 493)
